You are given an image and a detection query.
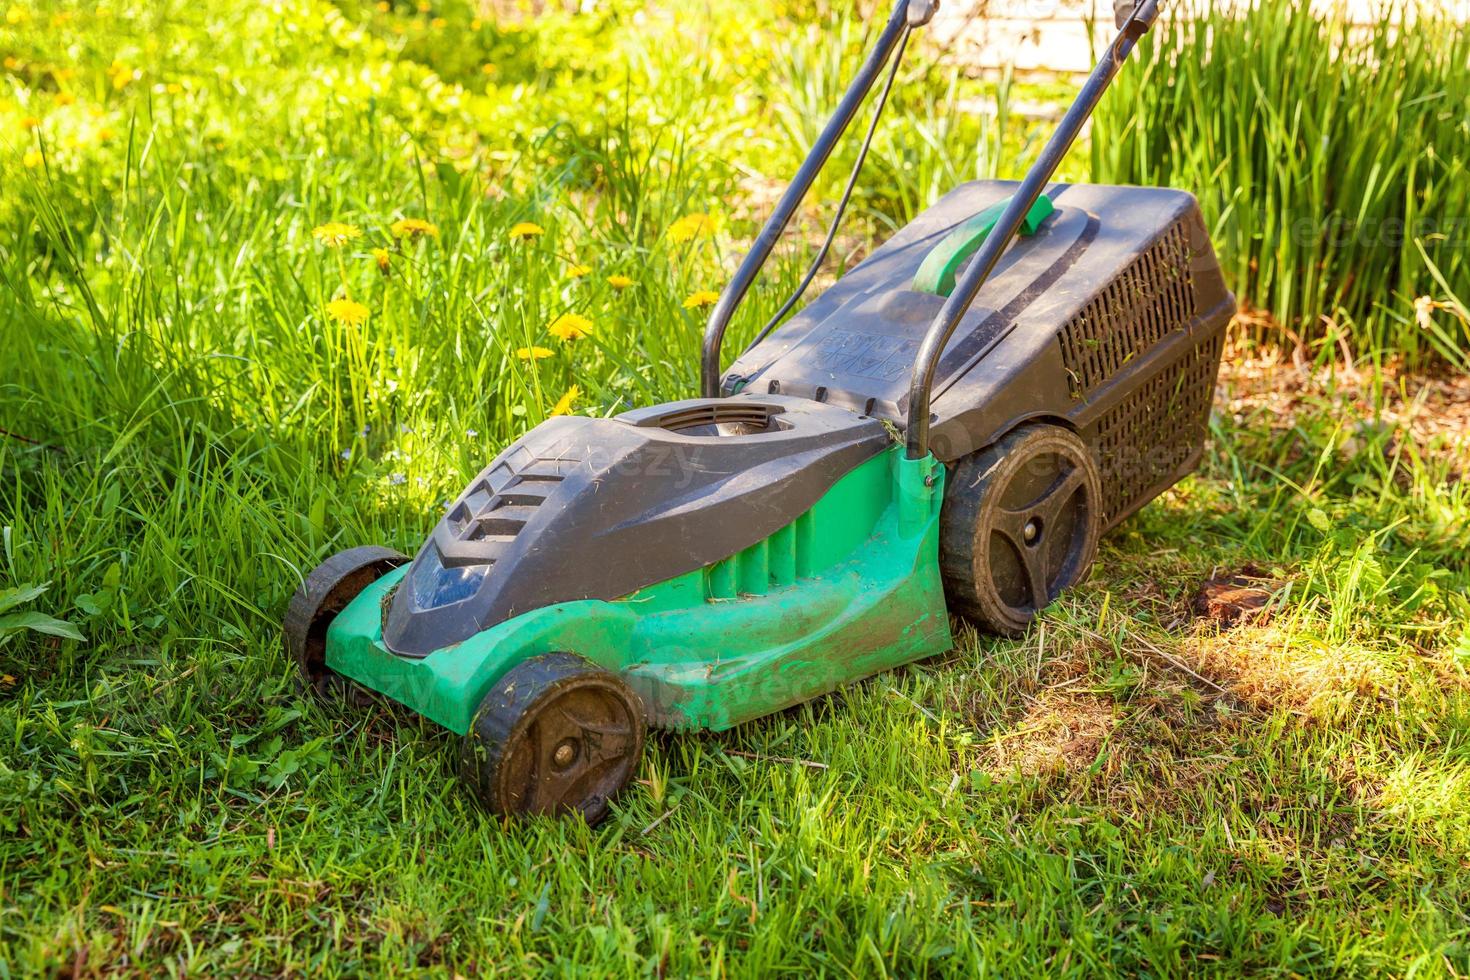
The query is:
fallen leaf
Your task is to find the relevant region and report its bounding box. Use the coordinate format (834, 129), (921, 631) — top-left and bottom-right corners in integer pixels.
(1193, 566), (1277, 627)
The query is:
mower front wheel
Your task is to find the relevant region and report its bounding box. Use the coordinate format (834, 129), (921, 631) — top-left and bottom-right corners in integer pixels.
(462, 653), (646, 824)
(284, 545), (408, 699)
(940, 425), (1102, 637)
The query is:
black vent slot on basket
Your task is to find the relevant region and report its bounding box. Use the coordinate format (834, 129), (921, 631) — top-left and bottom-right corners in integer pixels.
(1058, 221), (1198, 399)
(651, 403), (789, 437)
(1092, 332), (1223, 527)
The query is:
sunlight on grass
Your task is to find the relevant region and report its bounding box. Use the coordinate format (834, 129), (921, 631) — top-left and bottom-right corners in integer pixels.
(1, 0), (1468, 974)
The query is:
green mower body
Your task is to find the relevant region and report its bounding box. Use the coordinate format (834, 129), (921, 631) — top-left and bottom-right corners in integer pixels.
(323, 447), (949, 735)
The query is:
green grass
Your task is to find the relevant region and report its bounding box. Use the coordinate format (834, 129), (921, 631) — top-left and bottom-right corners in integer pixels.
(2, 0), (1469, 974)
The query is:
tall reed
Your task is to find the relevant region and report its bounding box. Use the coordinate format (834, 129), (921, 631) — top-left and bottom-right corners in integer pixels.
(1093, 0), (1470, 363)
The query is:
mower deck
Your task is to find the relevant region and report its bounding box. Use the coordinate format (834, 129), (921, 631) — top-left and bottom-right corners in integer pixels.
(325, 446), (950, 733)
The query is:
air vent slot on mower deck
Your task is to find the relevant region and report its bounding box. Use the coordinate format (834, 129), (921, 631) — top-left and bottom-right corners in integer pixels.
(641, 402), (791, 438)
(447, 463), (566, 550)
(1090, 331), (1224, 527)
(1057, 221), (1198, 399)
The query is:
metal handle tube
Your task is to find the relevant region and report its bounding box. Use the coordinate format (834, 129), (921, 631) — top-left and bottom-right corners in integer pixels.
(904, 0), (1160, 459)
(699, 0), (916, 398)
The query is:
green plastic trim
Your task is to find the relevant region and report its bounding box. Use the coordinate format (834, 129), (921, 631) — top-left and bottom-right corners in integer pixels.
(911, 193), (1056, 297)
(325, 446), (952, 734)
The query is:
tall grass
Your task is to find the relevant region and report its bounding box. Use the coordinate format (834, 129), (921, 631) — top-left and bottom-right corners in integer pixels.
(1093, 0), (1470, 364)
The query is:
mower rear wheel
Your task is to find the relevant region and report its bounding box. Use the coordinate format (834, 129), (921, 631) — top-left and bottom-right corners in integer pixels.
(284, 545), (408, 698)
(462, 653), (645, 824)
(940, 425), (1102, 637)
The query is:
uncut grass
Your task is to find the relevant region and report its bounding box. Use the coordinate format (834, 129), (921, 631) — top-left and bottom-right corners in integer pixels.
(1093, 0), (1470, 366)
(3, 0), (1470, 974)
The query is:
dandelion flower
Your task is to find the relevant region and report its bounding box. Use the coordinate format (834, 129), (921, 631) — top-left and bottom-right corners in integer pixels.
(508, 221), (544, 241)
(683, 289), (721, 309)
(550, 385), (582, 417)
(165, 82), (182, 95)
(430, 16), (446, 28)
(55, 92), (75, 106)
(668, 212), (718, 244)
(312, 221), (362, 247)
(390, 217), (439, 240)
(326, 297), (371, 326)
(480, 63), (496, 76)
(516, 346), (554, 360)
(22, 149), (42, 168)
(20, 116), (39, 130)
(3, 57), (20, 70)
(372, 247), (391, 274)
(548, 313), (592, 342)
(108, 63), (134, 91)
(606, 274), (635, 291)
(566, 263), (592, 279)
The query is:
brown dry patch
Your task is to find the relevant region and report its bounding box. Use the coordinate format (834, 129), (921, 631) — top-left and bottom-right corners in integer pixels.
(1219, 319), (1470, 469)
(1179, 624), (1390, 716)
(981, 690), (1116, 778)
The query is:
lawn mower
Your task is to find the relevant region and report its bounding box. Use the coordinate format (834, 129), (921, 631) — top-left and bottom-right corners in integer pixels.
(284, 0), (1233, 822)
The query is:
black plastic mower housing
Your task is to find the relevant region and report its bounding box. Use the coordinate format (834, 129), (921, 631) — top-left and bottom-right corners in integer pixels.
(386, 180), (1232, 657)
(724, 179), (1234, 526)
(382, 395), (889, 657)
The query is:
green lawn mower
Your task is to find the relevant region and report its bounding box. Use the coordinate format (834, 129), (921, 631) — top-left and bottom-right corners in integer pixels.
(284, 0), (1233, 823)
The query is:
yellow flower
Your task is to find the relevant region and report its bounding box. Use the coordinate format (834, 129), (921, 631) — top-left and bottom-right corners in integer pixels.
(668, 212), (718, 244)
(549, 385), (582, 417)
(108, 64), (133, 91)
(480, 63), (496, 76)
(326, 298), (371, 326)
(606, 275), (635, 291)
(390, 217), (439, 240)
(548, 313), (592, 342)
(55, 92), (75, 106)
(96, 127), (114, 143)
(311, 222), (361, 247)
(430, 16), (446, 28)
(3, 57), (20, 70)
(416, 0), (430, 11)
(508, 221), (544, 241)
(5, 6), (27, 24)
(20, 116), (40, 130)
(165, 83), (182, 95)
(683, 289), (721, 309)
(376, 0), (389, 10)
(516, 346), (554, 360)
(565, 263), (592, 279)
(22, 149), (42, 168)
(372, 247), (391, 274)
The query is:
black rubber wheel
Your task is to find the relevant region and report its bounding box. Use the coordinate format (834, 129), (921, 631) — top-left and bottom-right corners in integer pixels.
(462, 653), (645, 824)
(283, 545), (408, 697)
(940, 425), (1102, 637)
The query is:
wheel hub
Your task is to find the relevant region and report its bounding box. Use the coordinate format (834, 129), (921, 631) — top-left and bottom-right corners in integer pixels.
(552, 739), (579, 768)
(1023, 517), (1042, 545)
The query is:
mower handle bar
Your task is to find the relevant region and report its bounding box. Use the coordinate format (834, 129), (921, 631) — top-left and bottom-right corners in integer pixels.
(698, 0), (933, 400)
(905, 0), (1160, 458)
(698, 0), (1161, 460)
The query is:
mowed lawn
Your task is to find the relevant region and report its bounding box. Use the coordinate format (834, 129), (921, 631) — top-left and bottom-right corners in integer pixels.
(2, 0), (1469, 975)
